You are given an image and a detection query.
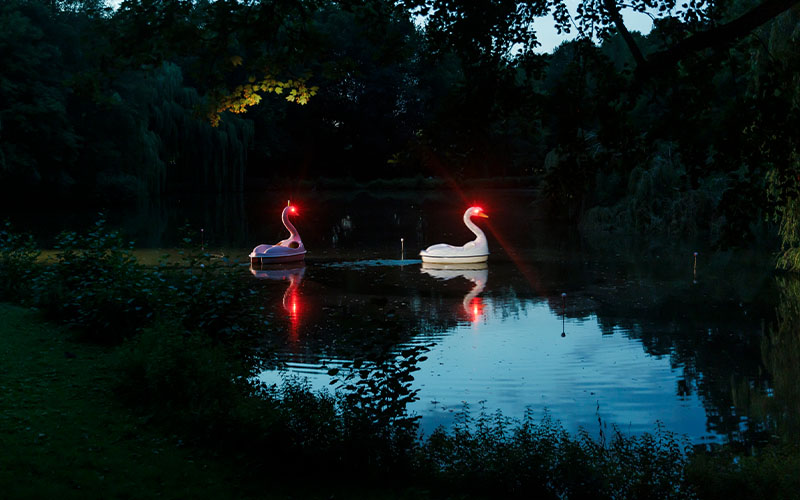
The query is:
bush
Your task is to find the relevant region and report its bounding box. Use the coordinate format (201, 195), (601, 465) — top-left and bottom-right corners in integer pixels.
(415, 407), (696, 499)
(22, 215), (264, 344)
(0, 221), (40, 301)
(580, 142), (727, 239)
(155, 255), (264, 342)
(32, 215), (154, 343)
(116, 322), (266, 435)
(687, 443), (800, 500)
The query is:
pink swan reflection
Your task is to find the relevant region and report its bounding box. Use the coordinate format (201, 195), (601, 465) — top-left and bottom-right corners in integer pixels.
(250, 263), (306, 338)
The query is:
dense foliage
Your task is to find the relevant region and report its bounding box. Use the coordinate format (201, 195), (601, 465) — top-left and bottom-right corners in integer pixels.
(1, 0), (798, 258)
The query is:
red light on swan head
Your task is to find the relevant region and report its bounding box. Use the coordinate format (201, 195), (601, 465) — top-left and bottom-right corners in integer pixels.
(289, 205), (297, 214)
(470, 206), (488, 218)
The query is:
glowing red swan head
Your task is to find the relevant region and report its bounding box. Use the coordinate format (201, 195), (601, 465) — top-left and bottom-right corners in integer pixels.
(470, 206), (489, 218)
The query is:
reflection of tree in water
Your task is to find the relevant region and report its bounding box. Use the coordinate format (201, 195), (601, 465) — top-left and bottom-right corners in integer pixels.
(481, 254), (792, 445)
(731, 277), (800, 443)
(102, 194), (251, 248)
(284, 191), (442, 254)
(582, 252), (778, 444)
(764, 278), (800, 439)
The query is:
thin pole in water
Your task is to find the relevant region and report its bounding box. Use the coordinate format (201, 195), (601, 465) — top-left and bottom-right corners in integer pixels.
(561, 292), (566, 337)
(693, 251), (698, 284)
(401, 238), (404, 260)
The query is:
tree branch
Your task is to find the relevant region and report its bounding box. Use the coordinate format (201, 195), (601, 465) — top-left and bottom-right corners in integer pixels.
(603, 0), (647, 67)
(643, 0), (800, 73)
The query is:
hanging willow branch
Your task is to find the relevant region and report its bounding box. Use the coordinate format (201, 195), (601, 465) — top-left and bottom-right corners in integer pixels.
(128, 62), (255, 194)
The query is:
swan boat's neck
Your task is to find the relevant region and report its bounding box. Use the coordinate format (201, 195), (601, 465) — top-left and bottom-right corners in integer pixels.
(463, 210), (487, 245)
(282, 207), (301, 242)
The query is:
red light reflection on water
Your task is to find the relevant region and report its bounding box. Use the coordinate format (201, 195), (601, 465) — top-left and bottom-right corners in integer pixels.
(467, 297), (484, 323)
(250, 263), (306, 347)
(284, 287), (302, 341)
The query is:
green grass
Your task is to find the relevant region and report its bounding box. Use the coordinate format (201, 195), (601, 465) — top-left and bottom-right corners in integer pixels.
(0, 303), (265, 499)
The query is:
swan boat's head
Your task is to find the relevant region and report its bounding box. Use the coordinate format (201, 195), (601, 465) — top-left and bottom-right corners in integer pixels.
(466, 206), (488, 220)
(280, 203), (304, 248)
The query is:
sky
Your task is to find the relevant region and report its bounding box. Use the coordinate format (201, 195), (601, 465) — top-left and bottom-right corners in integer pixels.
(532, 3), (654, 53)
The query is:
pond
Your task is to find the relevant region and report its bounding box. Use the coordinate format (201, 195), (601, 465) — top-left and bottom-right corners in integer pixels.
(251, 253), (776, 444)
(4, 189), (791, 444)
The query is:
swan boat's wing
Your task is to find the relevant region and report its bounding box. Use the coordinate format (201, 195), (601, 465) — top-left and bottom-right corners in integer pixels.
(420, 243), (460, 256)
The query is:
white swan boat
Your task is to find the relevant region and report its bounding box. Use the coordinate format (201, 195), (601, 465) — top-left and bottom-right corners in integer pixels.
(420, 206), (489, 264)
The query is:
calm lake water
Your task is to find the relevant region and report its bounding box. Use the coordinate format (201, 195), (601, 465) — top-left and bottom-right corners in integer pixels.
(5, 189), (790, 444)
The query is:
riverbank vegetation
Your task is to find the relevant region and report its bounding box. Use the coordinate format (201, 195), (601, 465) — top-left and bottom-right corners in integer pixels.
(3, 221), (800, 498)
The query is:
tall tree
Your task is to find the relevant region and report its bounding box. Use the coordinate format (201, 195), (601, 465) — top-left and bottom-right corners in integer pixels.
(0, 0), (81, 195)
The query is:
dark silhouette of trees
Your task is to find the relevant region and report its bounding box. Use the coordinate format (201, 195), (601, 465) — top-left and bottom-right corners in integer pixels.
(1, 0), (798, 262)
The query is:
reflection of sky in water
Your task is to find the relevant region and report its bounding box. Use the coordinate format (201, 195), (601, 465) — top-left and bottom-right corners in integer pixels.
(409, 299), (709, 438)
(260, 294), (712, 441)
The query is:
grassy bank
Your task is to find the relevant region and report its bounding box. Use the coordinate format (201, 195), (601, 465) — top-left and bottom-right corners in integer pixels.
(0, 303), (263, 499)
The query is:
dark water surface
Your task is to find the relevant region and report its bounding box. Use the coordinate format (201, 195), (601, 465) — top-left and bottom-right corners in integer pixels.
(5, 190), (789, 443)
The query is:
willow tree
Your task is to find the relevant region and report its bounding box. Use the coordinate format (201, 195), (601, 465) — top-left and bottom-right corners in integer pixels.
(138, 63), (254, 193)
(756, 7), (800, 270)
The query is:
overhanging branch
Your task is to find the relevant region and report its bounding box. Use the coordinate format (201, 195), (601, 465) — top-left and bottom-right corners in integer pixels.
(642, 0), (800, 74)
(603, 0), (647, 67)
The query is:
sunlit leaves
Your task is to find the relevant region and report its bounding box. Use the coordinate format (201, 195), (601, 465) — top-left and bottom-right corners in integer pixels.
(208, 74), (319, 126)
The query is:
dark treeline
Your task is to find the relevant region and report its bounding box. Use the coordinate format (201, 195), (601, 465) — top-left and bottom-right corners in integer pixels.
(1, 0), (799, 259)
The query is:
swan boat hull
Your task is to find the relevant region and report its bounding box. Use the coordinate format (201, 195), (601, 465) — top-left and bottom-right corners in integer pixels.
(249, 248), (306, 264)
(419, 253), (488, 264)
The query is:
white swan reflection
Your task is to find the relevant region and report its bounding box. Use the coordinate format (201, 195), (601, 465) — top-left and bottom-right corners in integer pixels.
(420, 262), (488, 322)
